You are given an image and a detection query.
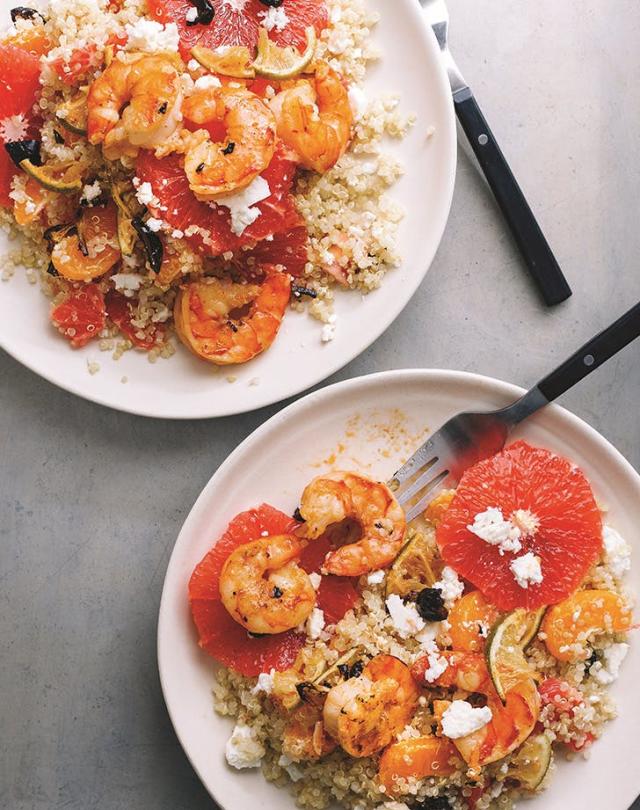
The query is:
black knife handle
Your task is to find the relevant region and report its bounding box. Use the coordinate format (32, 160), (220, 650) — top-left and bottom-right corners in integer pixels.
(454, 90), (572, 307)
(536, 300), (640, 402)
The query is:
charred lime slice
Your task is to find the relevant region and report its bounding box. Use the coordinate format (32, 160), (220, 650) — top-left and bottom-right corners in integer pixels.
(252, 26), (316, 80)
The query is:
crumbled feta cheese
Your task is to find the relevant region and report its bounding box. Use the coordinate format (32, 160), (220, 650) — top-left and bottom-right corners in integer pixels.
(510, 552), (543, 589)
(422, 652), (449, 683)
(213, 176), (270, 235)
(327, 30), (351, 55)
(511, 509), (540, 537)
(441, 701), (492, 739)
(135, 181), (157, 207)
(124, 20), (180, 54)
(221, 0), (249, 12)
(277, 754), (304, 782)
(590, 643), (629, 685)
(603, 526), (632, 579)
(171, 229), (184, 239)
(185, 6), (198, 22)
(251, 669), (275, 695)
(367, 569), (386, 586)
(145, 217), (164, 232)
(111, 273), (143, 292)
(187, 58), (200, 71)
(225, 723), (265, 769)
(348, 86), (368, 120)
(309, 572), (322, 590)
(467, 507), (522, 554)
(386, 594), (425, 639)
(321, 314), (337, 343)
(0, 113), (29, 142)
(194, 74), (222, 89)
(306, 608), (325, 640)
(415, 623), (439, 653)
(259, 6), (290, 31)
(433, 566), (464, 608)
(80, 180), (102, 204)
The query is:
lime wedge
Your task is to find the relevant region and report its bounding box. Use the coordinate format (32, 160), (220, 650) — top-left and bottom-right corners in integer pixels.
(190, 44), (255, 79)
(252, 26), (316, 80)
(20, 160), (82, 194)
(385, 528), (436, 598)
(485, 609), (541, 701)
(507, 733), (552, 790)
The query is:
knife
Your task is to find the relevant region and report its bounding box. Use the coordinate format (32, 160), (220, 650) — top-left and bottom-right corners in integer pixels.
(420, 0), (572, 306)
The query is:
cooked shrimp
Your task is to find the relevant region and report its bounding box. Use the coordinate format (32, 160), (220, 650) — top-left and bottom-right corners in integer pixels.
(282, 699), (337, 762)
(269, 61), (352, 173)
(413, 651), (540, 774)
(298, 471), (406, 577)
(219, 534), (316, 635)
(182, 85), (277, 199)
(323, 654), (418, 757)
(87, 53), (183, 160)
(174, 269), (290, 365)
(51, 203), (121, 282)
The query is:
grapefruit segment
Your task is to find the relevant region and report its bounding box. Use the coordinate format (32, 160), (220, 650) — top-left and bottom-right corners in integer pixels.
(436, 441), (603, 611)
(147, 0), (328, 61)
(299, 535), (360, 625)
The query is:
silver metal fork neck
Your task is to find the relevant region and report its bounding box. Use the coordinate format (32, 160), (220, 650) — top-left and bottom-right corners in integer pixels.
(498, 386), (550, 426)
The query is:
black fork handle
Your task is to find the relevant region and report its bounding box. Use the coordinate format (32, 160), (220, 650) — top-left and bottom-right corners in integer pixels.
(536, 300), (640, 402)
(454, 90), (572, 306)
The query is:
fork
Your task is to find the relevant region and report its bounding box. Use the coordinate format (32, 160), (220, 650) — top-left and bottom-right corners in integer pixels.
(391, 301), (640, 521)
(420, 0), (572, 306)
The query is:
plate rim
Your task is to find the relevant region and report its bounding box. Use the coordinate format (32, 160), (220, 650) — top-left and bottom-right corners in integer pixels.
(0, 0), (457, 420)
(157, 366), (640, 809)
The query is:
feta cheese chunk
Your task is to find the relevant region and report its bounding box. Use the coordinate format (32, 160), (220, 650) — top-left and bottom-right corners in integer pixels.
(194, 74), (222, 90)
(590, 642), (630, 685)
(259, 6), (290, 32)
(306, 607), (325, 640)
(80, 180), (102, 204)
(251, 669), (275, 695)
(441, 701), (492, 739)
(124, 20), (180, 54)
(422, 652), (449, 683)
(386, 594), (425, 639)
(277, 753), (304, 782)
(225, 723), (265, 769)
(603, 526), (632, 579)
(510, 552), (543, 589)
(214, 176), (271, 236)
(433, 566), (464, 609)
(467, 507), (522, 554)
(111, 273), (143, 292)
(367, 569), (386, 586)
(309, 572), (322, 590)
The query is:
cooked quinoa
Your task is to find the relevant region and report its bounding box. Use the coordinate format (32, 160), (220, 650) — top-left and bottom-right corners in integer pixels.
(0, 0), (415, 366)
(210, 512), (634, 810)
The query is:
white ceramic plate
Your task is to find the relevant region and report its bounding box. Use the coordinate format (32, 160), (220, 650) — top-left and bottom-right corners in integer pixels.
(0, 0), (456, 419)
(158, 369), (640, 810)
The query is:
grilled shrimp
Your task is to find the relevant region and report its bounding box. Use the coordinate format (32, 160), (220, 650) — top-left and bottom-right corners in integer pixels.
(182, 85), (277, 199)
(413, 651), (540, 774)
(174, 269), (291, 365)
(219, 534), (316, 635)
(282, 699), (337, 763)
(269, 61), (352, 173)
(298, 472), (406, 576)
(87, 53), (183, 160)
(323, 655), (418, 757)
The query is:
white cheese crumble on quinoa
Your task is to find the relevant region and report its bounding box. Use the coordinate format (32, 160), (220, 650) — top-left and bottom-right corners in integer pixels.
(111, 273), (143, 293)
(433, 566), (464, 609)
(441, 701), (492, 739)
(590, 642), (629, 685)
(213, 176), (271, 236)
(367, 569), (386, 586)
(602, 526), (631, 579)
(80, 180), (102, 204)
(124, 20), (180, 54)
(467, 507), (523, 555)
(251, 669), (276, 695)
(225, 723), (265, 769)
(306, 607), (326, 640)
(386, 594), (425, 639)
(259, 6), (290, 31)
(510, 552), (543, 589)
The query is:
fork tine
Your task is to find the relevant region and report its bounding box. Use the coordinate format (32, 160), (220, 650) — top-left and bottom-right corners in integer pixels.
(394, 457), (449, 507)
(404, 473), (449, 523)
(390, 438), (437, 486)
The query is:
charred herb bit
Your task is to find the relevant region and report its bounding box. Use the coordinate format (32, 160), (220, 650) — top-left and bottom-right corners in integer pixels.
(349, 660), (364, 678)
(259, 0), (284, 6)
(272, 585), (283, 599)
(415, 587), (448, 622)
(158, 101), (168, 114)
(585, 649), (599, 672)
(53, 130), (65, 145)
(4, 140), (42, 169)
(222, 141), (235, 155)
(44, 222), (76, 251)
(291, 284), (317, 300)
(295, 681), (315, 702)
(414, 797), (451, 810)
(227, 320), (239, 333)
(293, 507), (305, 522)
(186, 0), (215, 26)
(46, 262), (59, 277)
(132, 216), (163, 273)
(10, 6), (46, 24)
(195, 162), (205, 174)
(337, 663), (350, 680)
(247, 630), (267, 639)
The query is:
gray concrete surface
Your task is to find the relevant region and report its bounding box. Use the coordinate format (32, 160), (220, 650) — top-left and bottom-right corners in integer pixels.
(2, 0), (640, 808)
